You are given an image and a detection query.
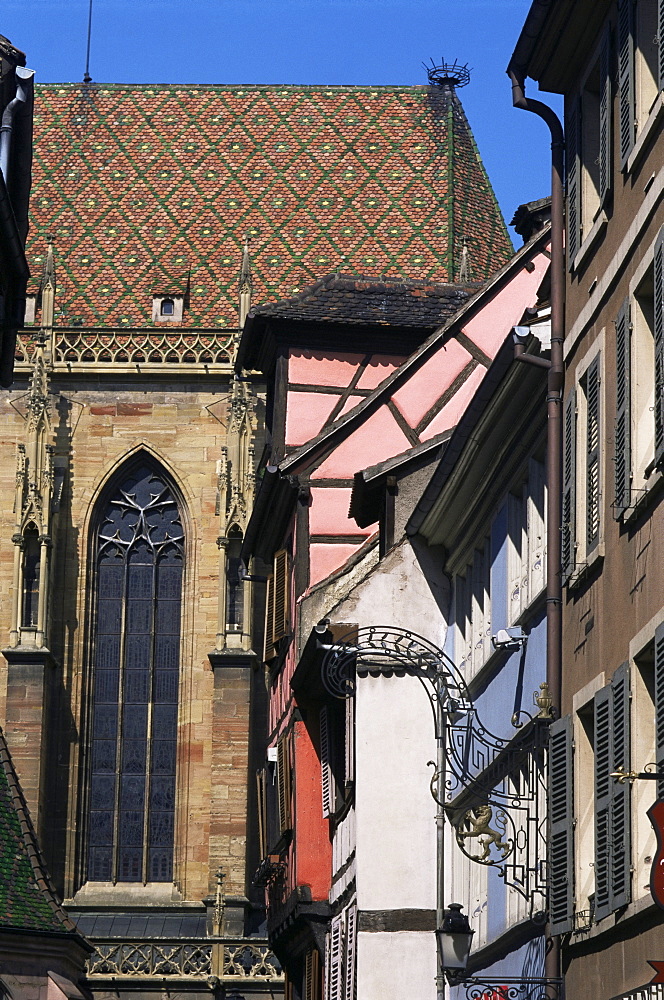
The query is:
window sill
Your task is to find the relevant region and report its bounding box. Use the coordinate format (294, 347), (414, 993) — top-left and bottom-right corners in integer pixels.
(566, 544), (604, 590)
(568, 891), (657, 948)
(68, 880), (184, 906)
(626, 93), (664, 175)
(571, 210), (608, 273)
(619, 468), (664, 524)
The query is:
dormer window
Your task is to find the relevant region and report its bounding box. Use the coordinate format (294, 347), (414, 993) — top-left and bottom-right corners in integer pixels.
(152, 294), (184, 323)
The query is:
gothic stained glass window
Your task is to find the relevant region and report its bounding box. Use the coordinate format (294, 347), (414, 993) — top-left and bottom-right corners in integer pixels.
(87, 464), (183, 884)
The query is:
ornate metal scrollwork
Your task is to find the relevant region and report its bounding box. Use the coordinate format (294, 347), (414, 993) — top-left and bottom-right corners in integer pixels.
(452, 978), (563, 1000)
(321, 625), (549, 901)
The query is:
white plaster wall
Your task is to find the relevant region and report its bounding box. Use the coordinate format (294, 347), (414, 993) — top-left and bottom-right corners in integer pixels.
(329, 536), (449, 651)
(330, 537), (446, 912)
(355, 671), (437, 910)
(357, 930), (437, 1000)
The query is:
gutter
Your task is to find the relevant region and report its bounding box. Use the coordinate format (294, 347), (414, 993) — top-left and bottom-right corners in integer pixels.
(0, 66), (34, 189)
(506, 55), (565, 987)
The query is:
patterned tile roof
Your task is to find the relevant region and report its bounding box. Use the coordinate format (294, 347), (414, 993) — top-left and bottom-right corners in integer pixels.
(27, 82), (512, 329)
(249, 272), (480, 327)
(0, 728), (82, 936)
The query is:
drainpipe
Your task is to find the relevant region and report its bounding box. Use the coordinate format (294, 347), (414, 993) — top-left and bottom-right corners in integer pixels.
(0, 66), (35, 189)
(508, 63), (565, 987)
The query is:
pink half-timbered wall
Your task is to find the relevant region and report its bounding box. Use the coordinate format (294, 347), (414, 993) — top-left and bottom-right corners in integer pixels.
(266, 241), (551, 906)
(291, 249), (550, 588)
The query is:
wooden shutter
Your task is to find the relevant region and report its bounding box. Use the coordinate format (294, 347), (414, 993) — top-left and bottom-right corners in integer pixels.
(320, 706), (336, 818)
(566, 97), (582, 265)
(272, 548), (290, 642)
(614, 299), (632, 517)
(527, 458), (546, 602)
(305, 947), (321, 1000)
(599, 25), (612, 204)
(659, 0), (664, 92)
(327, 915), (344, 1000)
(610, 662), (631, 911)
(617, 0), (635, 167)
(655, 622), (664, 801)
(343, 904), (357, 1000)
(594, 682), (612, 920)
(595, 666), (632, 920)
(256, 768), (267, 858)
(277, 733), (292, 834)
(345, 696), (355, 787)
(586, 355), (601, 555)
(549, 715), (574, 935)
(562, 390), (577, 581)
(263, 574), (275, 661)
(655, 228), (664, 469)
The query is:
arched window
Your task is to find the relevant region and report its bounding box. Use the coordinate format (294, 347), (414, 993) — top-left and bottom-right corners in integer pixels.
(226, 525), (244, 632)
(160, 298), (175, 316)
(21, 525), (40, 628)
(87, 463), (184, 883)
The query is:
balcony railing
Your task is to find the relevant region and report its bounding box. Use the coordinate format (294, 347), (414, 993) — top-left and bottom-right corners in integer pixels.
(86, 938), (282, 980)
(15, 327), (238, 372)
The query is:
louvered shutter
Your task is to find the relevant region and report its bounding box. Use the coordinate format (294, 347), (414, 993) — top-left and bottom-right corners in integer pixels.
(562, 390), (577, 581)
(655, 622), (664, 800)
(273, 548), (290, 642)
(327, 916), (344, 1000)
(659, 0), (664, 92)
(549, 715), (574, 935)
(610, 662), (631, 910)
(256, 768), (267, 858)
(343, 904), (357, 1000)
(617, 0), (635, 167)
(586, 355), (601, 554)
(594, 682), (612, 920)
(277, 733), (292, 834)
(345, 696), (355, 787)
(263, 574), (275, 661)
(655, 228), (664, 468)
(614, 299), (632, 517)
(305, 947), (321, 1000)
(320, 706), (336, 818)
(566, 97), (582, 265)
(599, 26), (612, 203)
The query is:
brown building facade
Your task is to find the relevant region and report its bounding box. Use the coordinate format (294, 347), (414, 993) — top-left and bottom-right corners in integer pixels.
(511, 2), (664, 998)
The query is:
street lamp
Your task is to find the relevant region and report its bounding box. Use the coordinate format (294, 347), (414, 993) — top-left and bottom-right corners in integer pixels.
(436, 903), (474, 982)
(436, 902), (562, 1000)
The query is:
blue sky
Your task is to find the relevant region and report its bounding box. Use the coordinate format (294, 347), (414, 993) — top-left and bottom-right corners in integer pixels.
(4, 0), (561, 242)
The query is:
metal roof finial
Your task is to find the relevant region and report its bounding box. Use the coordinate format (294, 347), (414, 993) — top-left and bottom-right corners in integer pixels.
(424, 58), (471, 89)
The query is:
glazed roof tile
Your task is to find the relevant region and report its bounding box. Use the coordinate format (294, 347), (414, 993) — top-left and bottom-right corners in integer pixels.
(0, 728), (83, 937)
(27, 83), (512, 329)
(248, 272), (480, 328)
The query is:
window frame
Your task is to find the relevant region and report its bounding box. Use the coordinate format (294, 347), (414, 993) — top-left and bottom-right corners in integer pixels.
(564, 337), (606, 586)
(613, 225), (664, 519)
(84, 460), (185, 886)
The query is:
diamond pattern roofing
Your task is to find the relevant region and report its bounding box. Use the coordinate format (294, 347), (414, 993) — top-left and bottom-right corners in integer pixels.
(0, 729), (81, 936)
(27, 83), (512, 329)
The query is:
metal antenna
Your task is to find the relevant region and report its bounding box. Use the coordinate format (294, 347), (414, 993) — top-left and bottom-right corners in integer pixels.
(83, 0), (93, 83)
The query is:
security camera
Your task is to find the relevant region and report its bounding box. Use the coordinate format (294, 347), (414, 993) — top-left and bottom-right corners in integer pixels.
(491, 628), (527, 649)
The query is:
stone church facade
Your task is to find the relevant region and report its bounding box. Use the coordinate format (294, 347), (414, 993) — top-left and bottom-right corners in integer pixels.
(0, 75), (511, 992)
